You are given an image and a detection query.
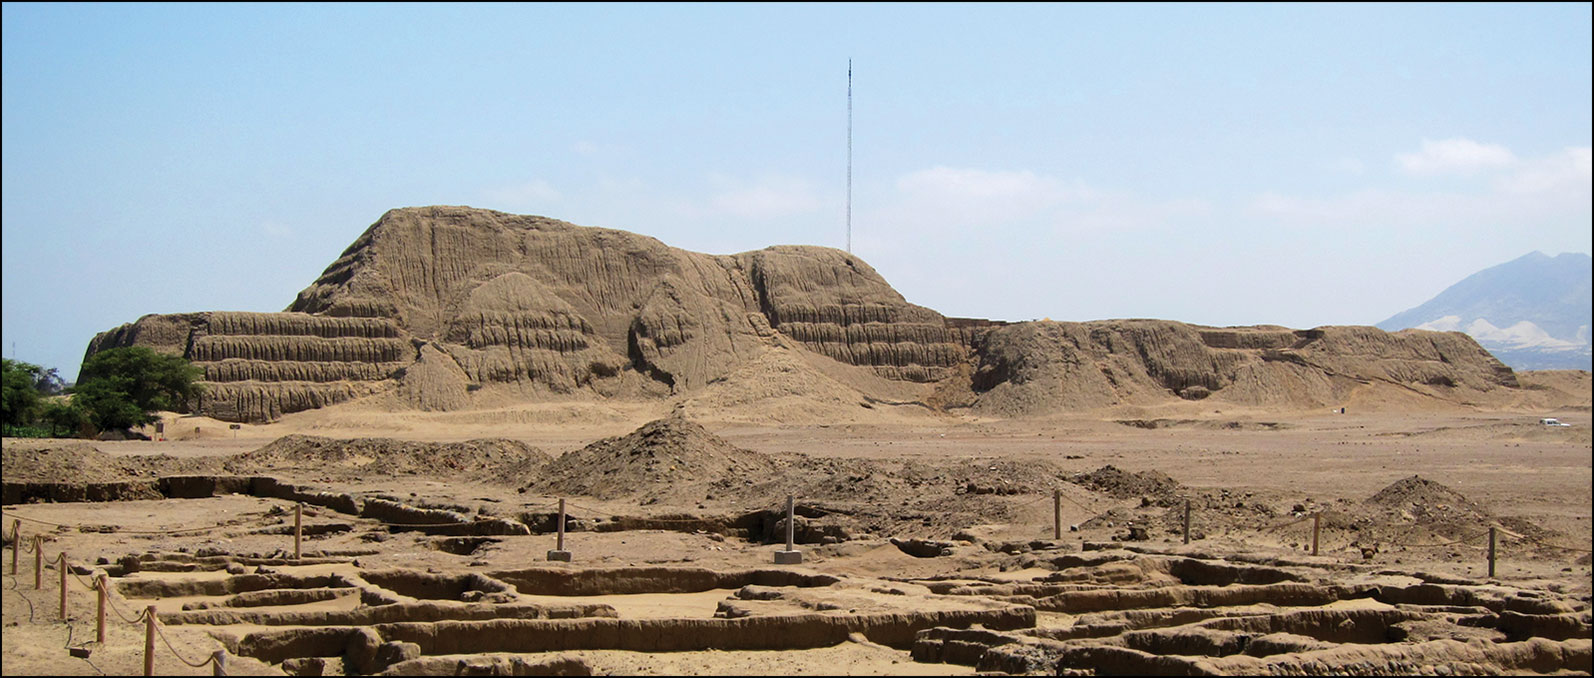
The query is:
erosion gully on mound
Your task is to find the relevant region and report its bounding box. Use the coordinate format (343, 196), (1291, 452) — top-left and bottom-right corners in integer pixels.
(3, 405), (1590, 676)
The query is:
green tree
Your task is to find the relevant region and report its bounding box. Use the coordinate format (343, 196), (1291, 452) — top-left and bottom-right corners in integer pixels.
(38, 398), (89, 438)
(33, 366), (66, 395)
(72, 347), (204, 433)
(2, 359), (45, 434)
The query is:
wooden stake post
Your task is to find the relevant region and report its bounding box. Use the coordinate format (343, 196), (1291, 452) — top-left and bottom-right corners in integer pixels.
(1311, 513), (1321, 556)
(1488, 526), (1497, 578)
(1183, 500), (1192, 545)
(97, 575), (107, 643)
(10, 519), (18, 575)
(294, 503), (303, 561)
(34, 535), (42, 590)
(1052, 490), (1062, 540)
(58, 552), (67, 619)
(144, 605), (157, 676)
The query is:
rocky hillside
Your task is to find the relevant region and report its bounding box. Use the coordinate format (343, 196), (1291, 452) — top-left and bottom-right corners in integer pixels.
(1378, 251), (1592, 370)
(85, 206), (1525, 422)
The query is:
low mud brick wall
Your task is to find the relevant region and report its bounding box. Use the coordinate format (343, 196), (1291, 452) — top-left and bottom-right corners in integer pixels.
(251, 477), (361, 515)
(488, 566), (841, 596)
(3, 480), (164, 504)
(372, 606), (1037, 654)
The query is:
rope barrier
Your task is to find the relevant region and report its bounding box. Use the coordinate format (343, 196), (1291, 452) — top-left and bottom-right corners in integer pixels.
(150, 614), (218, 669)
(560, 501), (619, 519)
(6, 572), (38, 623)
(1258, 514), (1313, 532)
(65, 621), (85, 650)
(103, 590), (147, 625)
(1494, 525), (1594, 553)
(368, 517), (520, 528)
(68, 565), (101, 592)
(1, 512), (69, 529)
(1382, 528), (1488, 549)
(1, 509), (278, 537)
(1056, 490), (1099, 514)
(1008, 494), (1052, 510)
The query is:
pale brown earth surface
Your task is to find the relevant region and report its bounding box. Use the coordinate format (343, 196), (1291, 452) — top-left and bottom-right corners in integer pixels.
(4, 378), (1591, 676)
(26, 209), (1592, 677)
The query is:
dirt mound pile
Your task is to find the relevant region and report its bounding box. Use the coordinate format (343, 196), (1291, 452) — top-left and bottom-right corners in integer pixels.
(2, 439), (224, 483)
(528, 415), (785, 504)
(1367, 475), (1482, 514)
(1364, 475), (1489, 534)
(525, 418), (1085, 538)
(224, 435), (550, 483)
(1357, 475), (1560, 549)
(3, 441), (142, 484)
(1069, 465), (1183, 503)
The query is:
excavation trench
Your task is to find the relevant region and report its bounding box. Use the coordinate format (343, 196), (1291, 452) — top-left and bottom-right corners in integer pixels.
(228, 606), (1037, 671)
(142, 563), (1034, 673)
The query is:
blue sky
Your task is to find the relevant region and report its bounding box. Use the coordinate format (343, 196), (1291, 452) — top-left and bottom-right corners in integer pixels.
(4, 3), (1590, 380)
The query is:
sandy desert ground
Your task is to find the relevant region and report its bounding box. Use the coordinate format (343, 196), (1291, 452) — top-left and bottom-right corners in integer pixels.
(3, 380), (1590, 675)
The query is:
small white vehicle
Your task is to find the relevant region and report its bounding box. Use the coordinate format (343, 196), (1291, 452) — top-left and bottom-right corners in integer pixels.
(1539, 418), (1571, 427)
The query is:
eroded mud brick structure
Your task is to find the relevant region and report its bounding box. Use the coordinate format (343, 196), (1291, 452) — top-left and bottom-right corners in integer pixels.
(85, 206), (1521, 422)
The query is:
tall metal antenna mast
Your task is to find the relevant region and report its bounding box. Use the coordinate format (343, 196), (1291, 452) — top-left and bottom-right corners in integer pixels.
(846, 59), (852, 254)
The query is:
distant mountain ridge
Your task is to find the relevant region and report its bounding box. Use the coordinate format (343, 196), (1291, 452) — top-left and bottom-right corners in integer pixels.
(1377, 252), (1592, 370)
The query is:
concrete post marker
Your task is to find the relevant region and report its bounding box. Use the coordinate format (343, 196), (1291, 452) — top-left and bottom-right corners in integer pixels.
(775, 494), (802, 564)
(547, 498), (572, 562)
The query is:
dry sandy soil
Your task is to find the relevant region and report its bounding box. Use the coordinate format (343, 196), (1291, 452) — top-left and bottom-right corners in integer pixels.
(3, 393), (1590, 675)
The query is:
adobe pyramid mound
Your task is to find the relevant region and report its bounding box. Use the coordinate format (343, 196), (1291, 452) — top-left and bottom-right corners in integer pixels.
(84, 206), (1528, 422)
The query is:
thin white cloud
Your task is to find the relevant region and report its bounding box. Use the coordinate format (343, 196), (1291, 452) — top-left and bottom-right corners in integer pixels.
(1256, 142), (1592, 231)
(483, 179), (561, 208)
(1497, 146), (1593, 195)
(1058, 194), (1210, 234)
(884, 166), (1101, 233)
(1328, 157), (1366, 175)
(896, 166), (1089, 201)
(1395, 138), (1517, 175)
(701, 175), (823, 220)
(260, 220), (293, 238)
